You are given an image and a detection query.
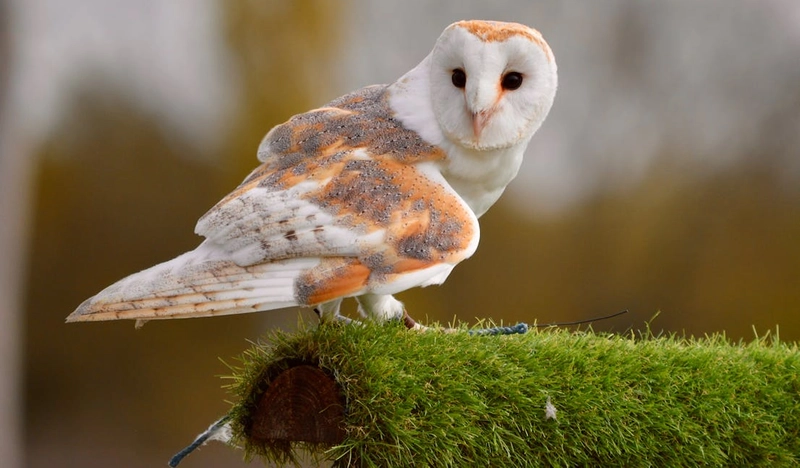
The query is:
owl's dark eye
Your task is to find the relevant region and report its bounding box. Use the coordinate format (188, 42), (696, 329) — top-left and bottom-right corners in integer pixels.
(501, 72), (523, 90)
(451, 69), (466, 89)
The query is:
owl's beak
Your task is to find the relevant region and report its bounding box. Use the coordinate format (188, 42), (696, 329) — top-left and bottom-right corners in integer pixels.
(471, 108), (494, 139)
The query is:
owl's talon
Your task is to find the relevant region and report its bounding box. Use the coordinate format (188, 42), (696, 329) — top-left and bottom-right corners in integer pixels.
(402, 311), (428, 331)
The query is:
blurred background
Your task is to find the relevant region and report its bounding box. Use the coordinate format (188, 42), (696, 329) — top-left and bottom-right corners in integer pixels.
(2, 1), (799, 466)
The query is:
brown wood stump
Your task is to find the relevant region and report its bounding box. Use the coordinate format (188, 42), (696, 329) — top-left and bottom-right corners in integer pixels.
(247, 365), (346, 444)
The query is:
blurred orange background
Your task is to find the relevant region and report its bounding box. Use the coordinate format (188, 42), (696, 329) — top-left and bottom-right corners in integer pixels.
(2, 1), (799, 467)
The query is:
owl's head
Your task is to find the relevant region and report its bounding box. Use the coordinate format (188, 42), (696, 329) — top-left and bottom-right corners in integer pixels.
(429, 20), (558, 151)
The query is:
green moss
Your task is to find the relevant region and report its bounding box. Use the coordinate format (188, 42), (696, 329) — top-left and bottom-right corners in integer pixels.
(225, 323), (800, 467)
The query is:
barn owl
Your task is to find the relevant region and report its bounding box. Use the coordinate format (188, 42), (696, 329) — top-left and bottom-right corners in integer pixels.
(66, 20), (558, 328)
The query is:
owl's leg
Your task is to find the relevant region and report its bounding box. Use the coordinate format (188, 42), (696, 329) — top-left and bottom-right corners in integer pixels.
(314, 298), (354, 324)
(355, 293), (403, 321)
(356, 293), (426, 330)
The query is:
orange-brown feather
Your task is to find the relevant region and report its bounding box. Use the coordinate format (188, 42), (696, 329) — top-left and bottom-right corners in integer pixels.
(295, 258), (371, 305)
(454, 20), (554, 63)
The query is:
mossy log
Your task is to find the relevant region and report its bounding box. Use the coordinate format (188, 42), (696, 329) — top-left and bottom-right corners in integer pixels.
(223, 322), (800, 467)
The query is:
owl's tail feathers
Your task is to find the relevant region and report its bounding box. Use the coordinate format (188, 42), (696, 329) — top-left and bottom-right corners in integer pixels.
(66, 245), (318, 324)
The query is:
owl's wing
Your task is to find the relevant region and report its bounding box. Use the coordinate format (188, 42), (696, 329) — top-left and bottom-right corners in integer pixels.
(67, 86), (479, 323)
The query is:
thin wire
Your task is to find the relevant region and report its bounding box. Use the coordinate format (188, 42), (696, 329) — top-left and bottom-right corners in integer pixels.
(533, 309), (629, 328)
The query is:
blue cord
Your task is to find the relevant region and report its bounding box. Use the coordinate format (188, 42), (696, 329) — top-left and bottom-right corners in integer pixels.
(468, 322), (529, 336)
(168, 415), (231, 467)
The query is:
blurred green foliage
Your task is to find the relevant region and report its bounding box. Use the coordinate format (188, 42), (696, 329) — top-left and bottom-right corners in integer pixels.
(420, 162), (800, 341)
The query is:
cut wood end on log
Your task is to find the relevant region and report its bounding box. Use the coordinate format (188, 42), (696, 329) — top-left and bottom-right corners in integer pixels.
(247, 364), (346, 444)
